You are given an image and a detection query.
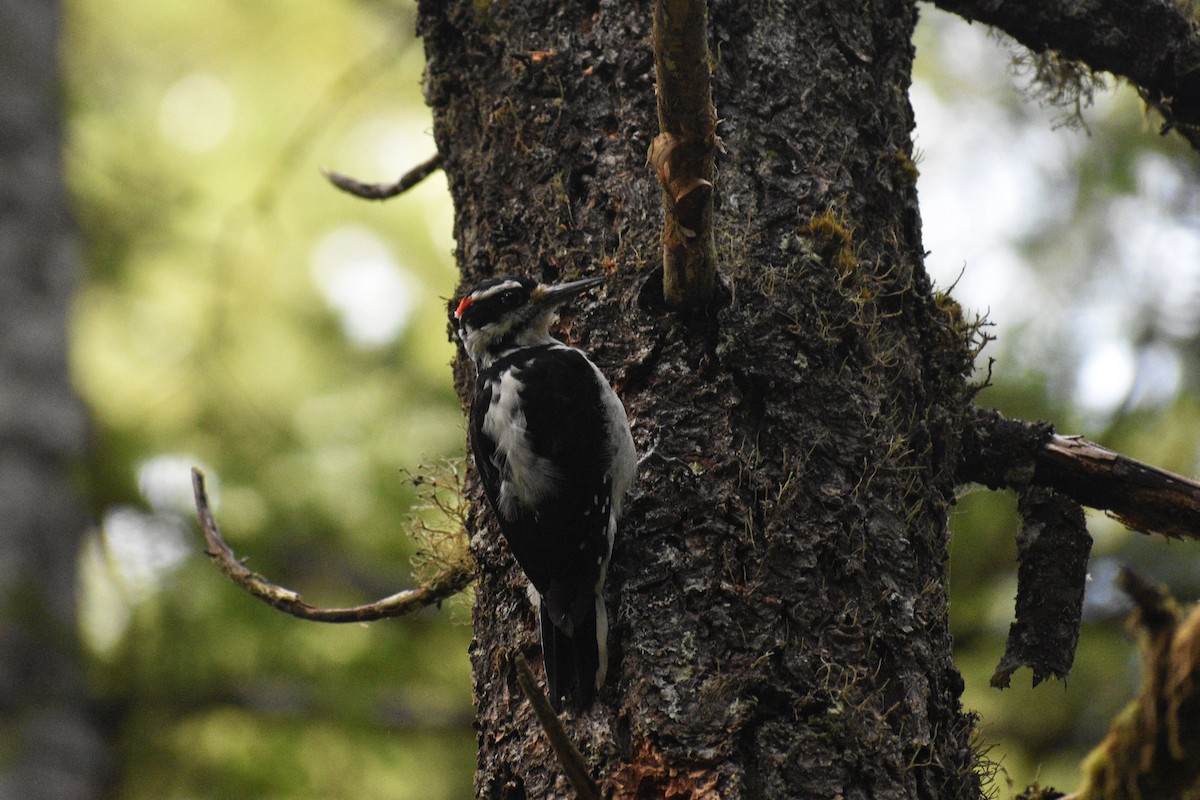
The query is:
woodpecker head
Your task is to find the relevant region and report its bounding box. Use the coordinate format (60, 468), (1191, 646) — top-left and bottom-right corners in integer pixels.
(454, 275), (605, 366)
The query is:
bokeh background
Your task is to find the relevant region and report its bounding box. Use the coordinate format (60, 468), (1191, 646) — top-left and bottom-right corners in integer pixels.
(52, 0), (1200, 796)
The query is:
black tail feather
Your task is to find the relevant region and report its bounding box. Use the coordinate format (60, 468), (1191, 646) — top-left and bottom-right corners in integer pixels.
(539, 602), (599, 712)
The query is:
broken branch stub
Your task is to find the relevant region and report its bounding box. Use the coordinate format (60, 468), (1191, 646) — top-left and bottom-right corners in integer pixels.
(961, 408), (1200, 541)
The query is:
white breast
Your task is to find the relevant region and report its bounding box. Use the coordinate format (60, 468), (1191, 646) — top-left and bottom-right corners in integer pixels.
(481, 368), (561, 518)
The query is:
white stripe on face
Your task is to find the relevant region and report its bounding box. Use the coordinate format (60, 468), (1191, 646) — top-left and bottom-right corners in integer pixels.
(482, 369), (561, 517)
(470, 279), (525, 303)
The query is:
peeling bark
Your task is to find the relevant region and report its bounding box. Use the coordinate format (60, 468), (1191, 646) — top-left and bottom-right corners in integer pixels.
(992, 487), (1091, 689)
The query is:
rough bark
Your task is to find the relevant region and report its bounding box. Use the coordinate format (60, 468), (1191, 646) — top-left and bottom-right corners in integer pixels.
(0, 0), (107, 797)
(419, 1), (980, 797)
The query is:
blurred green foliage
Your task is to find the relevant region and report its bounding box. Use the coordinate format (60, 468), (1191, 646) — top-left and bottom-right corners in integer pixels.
(917, 9), (1200, 796)
(64, 0), (473, 796)
(60, 0), (1200, 796)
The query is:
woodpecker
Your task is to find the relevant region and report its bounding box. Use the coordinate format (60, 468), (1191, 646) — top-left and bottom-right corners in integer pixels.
(454, 275), (636, 711)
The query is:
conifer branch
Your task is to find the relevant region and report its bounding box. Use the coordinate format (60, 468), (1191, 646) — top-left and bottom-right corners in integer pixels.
(961, 409), (1200, 540)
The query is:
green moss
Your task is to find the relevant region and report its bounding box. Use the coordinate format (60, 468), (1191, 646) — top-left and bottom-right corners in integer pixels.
(889, 149), (920, 187)
(933, 290), (993, 379)
(799, 208), (858, 276)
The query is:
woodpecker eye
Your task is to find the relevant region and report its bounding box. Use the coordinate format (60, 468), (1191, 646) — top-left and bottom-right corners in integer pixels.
(456, 278), (532, 329)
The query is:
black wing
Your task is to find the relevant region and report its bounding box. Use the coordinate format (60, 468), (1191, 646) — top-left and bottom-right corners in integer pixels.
(470, 345), (615, 597)
(469, 345), (617, 709)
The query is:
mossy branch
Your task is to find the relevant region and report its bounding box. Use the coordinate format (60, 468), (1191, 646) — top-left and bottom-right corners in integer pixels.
(191, 466), (474, 623)
(1065, 570), (1200, 800)
(651, 0), (718, 310)
(928, 0), (1200, 148)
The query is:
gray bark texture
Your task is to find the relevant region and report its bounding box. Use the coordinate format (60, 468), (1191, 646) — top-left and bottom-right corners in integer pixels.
(0, 1), (106, 797)
(419, 1), (981, 797)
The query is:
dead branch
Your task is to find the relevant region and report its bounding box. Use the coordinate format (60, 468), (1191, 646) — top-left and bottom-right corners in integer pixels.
(652, 0), (718, 310)
(511, 652), (600, 800)
(961, 409), (1200, 540)
(191, 467), (474, 623)
(1036, 435), (1200, 539)
(322, 152), (444, 201)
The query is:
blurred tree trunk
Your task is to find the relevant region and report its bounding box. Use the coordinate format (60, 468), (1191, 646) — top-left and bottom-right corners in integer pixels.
(420, 1), (981, 797)
(0, 1), (107, 798)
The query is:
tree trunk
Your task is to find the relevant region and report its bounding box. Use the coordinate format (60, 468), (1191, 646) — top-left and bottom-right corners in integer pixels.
(0, 1), (107, 797)
(419, 1), (981, 797)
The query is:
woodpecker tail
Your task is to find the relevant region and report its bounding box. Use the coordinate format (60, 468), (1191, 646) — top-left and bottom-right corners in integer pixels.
(539, 591), (607, 712)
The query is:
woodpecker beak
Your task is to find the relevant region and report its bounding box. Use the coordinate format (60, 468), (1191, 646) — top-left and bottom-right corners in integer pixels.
(532, 276), (606, 308)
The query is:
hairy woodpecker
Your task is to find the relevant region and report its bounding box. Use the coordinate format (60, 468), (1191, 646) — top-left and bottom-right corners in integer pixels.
(454, 275), (636, 711)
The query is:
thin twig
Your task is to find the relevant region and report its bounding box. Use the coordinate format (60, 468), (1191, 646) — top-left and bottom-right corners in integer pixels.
(511, 652), (600, 800)
(323, 152), (444, 201)
(191, 467), (474, 623)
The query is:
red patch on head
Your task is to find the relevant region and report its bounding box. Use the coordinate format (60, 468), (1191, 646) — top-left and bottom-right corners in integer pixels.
(454, 295), (472, 320)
